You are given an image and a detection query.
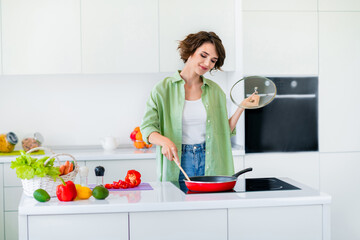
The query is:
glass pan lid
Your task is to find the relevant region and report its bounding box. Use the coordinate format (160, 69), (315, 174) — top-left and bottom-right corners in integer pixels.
(230, 76), (277, 109)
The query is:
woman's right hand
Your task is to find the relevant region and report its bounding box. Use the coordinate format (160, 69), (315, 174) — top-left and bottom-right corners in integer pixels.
(148, 132), (180, 164)
(161, 138), (180, 164)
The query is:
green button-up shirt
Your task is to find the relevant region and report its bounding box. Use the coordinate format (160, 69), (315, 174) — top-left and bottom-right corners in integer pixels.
(140, 71), (235, 181)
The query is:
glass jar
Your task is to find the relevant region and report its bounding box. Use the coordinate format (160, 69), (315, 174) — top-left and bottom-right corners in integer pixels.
(22, 132), (44, 152)
(79, 166), (89, 187)
(95, 166), (105, 186)
(0, 132), (19, 153)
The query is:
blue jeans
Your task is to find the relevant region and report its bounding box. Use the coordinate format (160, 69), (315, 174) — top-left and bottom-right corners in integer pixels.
(179, 142), (206, 181)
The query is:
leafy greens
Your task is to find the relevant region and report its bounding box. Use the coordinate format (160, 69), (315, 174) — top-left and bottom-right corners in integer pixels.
(10, 150), (60, 181)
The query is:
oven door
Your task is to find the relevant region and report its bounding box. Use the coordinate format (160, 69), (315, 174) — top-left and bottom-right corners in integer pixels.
(245, 77), (318, 153)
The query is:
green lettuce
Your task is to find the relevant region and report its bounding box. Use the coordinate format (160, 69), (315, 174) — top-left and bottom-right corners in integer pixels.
(10, 150), (60, 181)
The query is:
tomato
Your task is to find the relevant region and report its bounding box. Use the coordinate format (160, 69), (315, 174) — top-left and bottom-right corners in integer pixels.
(105, 184), (113, 189)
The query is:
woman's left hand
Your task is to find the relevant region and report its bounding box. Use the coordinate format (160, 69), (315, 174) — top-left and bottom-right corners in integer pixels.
(241, 93), (260, 108)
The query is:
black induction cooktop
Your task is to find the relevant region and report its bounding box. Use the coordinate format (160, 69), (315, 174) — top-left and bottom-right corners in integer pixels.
(171, 177), (300, 194)
(246, 178), (300, 192)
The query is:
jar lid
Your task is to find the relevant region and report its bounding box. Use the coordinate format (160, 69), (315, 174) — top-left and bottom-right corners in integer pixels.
(95, 166), (105, 176)
(34, 132), (44, 144)
(79, 166), (89, 177)
(6, 132), (18, 145)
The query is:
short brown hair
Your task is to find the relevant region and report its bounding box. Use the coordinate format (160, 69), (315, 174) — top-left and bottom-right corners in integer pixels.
(178, 31), (226, 71)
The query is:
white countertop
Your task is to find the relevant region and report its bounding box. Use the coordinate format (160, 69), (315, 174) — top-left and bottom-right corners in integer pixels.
(18, 178), (331, 216)
(0, 144), (245, 163)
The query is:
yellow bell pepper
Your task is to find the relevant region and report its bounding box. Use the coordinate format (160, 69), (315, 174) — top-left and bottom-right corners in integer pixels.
(75, 184), (92, 200)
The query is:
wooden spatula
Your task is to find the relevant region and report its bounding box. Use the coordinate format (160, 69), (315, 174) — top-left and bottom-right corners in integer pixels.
(174, 159), (191, 181)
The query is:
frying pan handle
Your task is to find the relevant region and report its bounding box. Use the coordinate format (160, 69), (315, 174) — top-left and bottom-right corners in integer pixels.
(232, 167), (253, 178)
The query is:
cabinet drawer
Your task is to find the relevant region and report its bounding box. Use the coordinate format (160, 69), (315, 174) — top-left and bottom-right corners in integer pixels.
(0, 164), (4, 240)
(29, 213), (128, 240)
(4, 163), (22, 187)
(228, 205), (322, 240)
(130, 209), (227, 240)
(5, 187), (23, 211)
(5, 212), (18, 240)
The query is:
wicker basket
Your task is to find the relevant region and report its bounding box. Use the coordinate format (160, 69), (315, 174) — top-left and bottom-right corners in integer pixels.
(21, 147), (79, 197)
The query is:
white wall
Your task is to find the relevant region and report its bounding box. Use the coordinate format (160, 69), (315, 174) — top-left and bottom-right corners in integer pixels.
(0, 71), (230, 147)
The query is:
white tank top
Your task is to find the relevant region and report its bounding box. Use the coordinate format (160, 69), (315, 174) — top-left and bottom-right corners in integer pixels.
(182, 98), (207, 144)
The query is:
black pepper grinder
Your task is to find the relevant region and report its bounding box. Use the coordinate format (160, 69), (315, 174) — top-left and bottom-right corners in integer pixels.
(94, 166), (105, 186)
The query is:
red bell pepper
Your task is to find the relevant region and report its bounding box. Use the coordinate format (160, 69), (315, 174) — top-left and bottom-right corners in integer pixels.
(118, 180), (130, 189)
(105, 183), (113, 189)
(56, 178), (77, 201)
(125, 170), (141, 187)
(112, 181), (120, 189)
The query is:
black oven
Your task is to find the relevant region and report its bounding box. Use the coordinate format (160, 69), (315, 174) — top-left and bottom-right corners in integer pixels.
(245, 77), (318, 153)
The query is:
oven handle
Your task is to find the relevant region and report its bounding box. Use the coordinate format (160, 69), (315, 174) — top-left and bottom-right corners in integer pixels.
(246, 93), (316, 99)
(274, 94), (316, 99)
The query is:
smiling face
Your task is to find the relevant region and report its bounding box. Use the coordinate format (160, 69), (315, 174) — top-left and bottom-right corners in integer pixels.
(186, 42), (218, 76)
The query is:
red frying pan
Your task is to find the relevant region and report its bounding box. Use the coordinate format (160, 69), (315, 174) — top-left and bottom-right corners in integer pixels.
(175, 161), (253, 192)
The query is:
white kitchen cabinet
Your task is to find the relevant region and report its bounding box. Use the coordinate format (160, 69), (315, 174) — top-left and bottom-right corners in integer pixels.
(81, 0), (159, 73)
(0, 23), (2, 74)
(242, 12), (318, 76)
(319, 12), (360, 153)
(130, 209), (227, 240)
(1, 0), (81, 75)
(2, 164), (26, 240)
(18, 180), (331, 240)
(159, 0), (235, 72)
(320, 152), (360, 240)
(4, 163), (22, 187)
(242, 0), (317, 11)
(86, 159), (157, 184)
(4, 188), (23, 211)
(319, 0), (360, 11)
(244, 152), (320, 190)
(5, 212), (18, 240)
(228, 205), (323, 240)
(28, 213), (128, 240)
(0, 164), (4, 240)
(3, 188), (22, 240)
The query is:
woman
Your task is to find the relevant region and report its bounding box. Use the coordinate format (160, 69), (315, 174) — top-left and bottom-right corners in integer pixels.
(140, 31), (251, 181)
